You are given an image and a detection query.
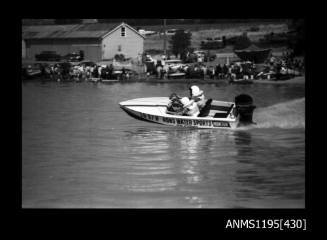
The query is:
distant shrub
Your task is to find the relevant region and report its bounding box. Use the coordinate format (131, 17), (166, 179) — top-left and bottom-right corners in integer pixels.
(169, 29), (192, 58)
(260, 32), (288, 44)
(225, 36), (239, 45)
(200, 40), (224, 50)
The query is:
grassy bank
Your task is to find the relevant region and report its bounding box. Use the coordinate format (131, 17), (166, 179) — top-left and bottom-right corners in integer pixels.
(144, 21), (289, 53)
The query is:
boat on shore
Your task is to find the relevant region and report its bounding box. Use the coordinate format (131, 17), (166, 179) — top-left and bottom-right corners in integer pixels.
(22, 64), (42, 80)
(167, 72), (186, 79)
(89, 78), (119, 83)
(119, 94), (256, 129)
(229, 78), (253, 84)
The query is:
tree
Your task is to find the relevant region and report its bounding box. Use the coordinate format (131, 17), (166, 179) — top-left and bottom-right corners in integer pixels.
(233, 32), (252, 50)
(169, 30), (192, 60)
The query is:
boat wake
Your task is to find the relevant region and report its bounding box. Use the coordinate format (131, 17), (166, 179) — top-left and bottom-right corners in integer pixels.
(250, 98), (305, 129)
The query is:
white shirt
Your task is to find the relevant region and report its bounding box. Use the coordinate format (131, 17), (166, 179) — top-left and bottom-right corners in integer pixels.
(185, 101), (200, 117)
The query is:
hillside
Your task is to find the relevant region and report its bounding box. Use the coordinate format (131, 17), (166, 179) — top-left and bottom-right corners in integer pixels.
(143, 21), (290, 55)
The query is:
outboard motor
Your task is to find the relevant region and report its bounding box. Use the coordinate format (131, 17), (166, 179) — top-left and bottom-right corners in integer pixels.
(234, 94), (256, 126)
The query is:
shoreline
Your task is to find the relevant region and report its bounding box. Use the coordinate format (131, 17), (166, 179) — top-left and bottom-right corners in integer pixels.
(23, 75), (305, 85)
(103, 75), (305, 85)
(252, 75), (305, 84)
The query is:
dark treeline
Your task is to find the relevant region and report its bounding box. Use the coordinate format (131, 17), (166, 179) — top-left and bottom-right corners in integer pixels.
(97, 19), (287, 26)
(22, 19), (287, 26)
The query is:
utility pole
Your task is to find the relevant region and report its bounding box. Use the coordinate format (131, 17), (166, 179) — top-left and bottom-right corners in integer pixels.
(163, 19), (167, 57)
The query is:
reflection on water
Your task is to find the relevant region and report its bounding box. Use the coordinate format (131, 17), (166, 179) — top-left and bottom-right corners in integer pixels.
(115, 127), (304, 208)
(120, 128), (238, 207)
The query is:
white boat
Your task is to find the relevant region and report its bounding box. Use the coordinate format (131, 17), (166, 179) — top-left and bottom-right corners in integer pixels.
(229, 78), (253, 84)
(101, 79), (119, 83)
(119, 94), (256, 129)
(168, 72), (186, 79)
(89, 77), (101, 82)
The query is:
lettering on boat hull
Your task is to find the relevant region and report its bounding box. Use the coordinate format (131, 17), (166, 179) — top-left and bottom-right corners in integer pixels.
(138, 111), (232, 128)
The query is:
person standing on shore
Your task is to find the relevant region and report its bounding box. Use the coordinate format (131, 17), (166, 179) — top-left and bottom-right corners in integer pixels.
(200, 65), (205, 80)
(98, 65), (103, 79)
(156, 61), (163, 79)
(216, 64), (222, 79)
(222, 64), (228, 79)
(210, 66), (215, 79)
(93, 65), (98, 78)
(163, 63), (169, 79)
(108, 64), (114, 79)
(121, 67), (126, 80)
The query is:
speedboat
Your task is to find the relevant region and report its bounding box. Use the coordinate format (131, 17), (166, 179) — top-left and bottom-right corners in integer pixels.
(119, 94), (256, 129)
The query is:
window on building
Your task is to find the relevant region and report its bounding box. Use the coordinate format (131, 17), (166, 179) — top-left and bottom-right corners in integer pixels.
(121, 27), (125, 37)
(118, 45), (122, 52)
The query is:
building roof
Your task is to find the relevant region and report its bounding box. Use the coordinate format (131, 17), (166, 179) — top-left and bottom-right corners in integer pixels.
(22, 22), (145, 40)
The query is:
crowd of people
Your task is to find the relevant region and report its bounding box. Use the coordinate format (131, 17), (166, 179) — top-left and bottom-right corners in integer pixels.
(152, 60), (253, 80)
(151, 61), (231, 80)
(252, 53), (305, 81)
(150, 51), (305, 81)
(23, 50), (305, 82)
(23, 62), (132, 81)
(266, 52), (305, 75)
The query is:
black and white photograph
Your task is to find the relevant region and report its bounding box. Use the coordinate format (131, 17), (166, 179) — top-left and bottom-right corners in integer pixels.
(22, 19), (305, 209)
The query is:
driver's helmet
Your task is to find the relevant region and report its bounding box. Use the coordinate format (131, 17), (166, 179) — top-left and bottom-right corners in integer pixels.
(189, 85), (203, 97)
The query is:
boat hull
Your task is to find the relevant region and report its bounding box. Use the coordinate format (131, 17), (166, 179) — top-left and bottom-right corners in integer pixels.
(119, 97), (239, 129)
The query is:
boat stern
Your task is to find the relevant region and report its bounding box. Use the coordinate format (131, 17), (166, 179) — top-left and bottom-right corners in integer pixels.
(234, 94), (256, 126)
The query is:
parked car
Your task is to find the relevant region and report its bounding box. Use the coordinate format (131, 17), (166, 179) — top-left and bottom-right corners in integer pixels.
(63, 52), (84, 62)
(164, 59), (184, 71)
(35, 51), (61, 61)
(160, 29), (178, 36)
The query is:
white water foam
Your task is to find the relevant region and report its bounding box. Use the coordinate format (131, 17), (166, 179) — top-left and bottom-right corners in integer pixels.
(250, 98), (305, 129)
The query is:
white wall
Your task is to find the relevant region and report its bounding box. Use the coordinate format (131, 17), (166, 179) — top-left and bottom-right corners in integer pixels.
(102, 25), (144, 60)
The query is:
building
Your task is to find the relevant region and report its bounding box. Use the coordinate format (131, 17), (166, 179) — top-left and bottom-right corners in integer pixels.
(22, 22), (145, 62)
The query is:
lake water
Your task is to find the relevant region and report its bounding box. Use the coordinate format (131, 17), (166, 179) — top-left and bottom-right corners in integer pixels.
(22, 80), (305, 208)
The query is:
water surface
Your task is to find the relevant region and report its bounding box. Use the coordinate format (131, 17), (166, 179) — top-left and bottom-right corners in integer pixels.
(22, 81), (305, 208)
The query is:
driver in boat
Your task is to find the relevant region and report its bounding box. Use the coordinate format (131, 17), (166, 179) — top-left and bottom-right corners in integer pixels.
(180, 97), (200, 117)
(189, 85), (206, 110)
